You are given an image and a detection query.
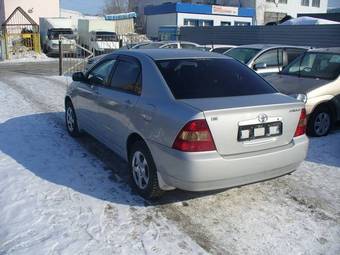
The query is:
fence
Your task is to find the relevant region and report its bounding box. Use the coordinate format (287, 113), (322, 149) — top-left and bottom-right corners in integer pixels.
(1, 7), (41, 60)
(180, 24), (340, 48)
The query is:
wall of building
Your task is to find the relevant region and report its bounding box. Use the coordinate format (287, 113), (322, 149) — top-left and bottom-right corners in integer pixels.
(146, 13), (177, 38)
(262, 0), (328, 24)
(177, 12), (252, 27)
(1, 0), (60, 25)
(216, 0), (328, 25)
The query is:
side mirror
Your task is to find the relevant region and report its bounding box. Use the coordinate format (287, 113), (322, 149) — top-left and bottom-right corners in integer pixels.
(254, 63), (267, 70)
(72, 72), (86, 82)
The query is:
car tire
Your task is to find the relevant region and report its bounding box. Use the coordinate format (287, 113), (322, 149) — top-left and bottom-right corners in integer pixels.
(65, 101), (82, 137)
(307, 105), (332, 137)
(129, 140), (164, 199)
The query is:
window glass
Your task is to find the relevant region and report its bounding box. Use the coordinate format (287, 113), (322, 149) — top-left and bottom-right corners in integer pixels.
(212, 47), (232, 54)
(87, 59), (116, 86)
(110, 59), (141, 94)
(312, 0), (320, 7)
(281, 53), (340, 80)
(286, 48), (306, 64)
(221, 21), (231, 26)
(234, 21), (251, 26)
(156, 58), (276, 99)
(301, 0), (309, 6)
(162, 43), (178, 49)
(225, 48), (261, 64)
(180, 43), (197, 49)
(254, 49), (283, 67)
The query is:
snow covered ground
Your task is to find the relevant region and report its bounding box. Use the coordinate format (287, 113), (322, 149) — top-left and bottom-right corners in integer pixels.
(0, 63), (339, 254)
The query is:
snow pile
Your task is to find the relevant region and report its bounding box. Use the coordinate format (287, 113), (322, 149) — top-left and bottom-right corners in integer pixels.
(0, 71), (339, 254)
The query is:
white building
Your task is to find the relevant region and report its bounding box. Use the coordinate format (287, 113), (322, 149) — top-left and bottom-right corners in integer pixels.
(217, 0), (328, 24)
(145, 2), (255, 39)
(0, 0), (60, 25)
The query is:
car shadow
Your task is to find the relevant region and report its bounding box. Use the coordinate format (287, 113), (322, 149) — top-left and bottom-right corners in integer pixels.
(0, 112), (225, 206)
(305, 123), (340, 168)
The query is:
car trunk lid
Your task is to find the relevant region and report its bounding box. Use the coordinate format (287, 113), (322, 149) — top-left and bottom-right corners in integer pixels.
(180, 93), (304, 156)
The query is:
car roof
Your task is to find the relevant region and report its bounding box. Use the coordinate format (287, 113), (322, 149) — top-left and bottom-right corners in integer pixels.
(234, 44), (308, 50)
(308, 47), (340, 54)
(117, 49), (231, 60)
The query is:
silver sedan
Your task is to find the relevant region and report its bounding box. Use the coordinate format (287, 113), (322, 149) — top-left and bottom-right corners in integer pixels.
(65, 49), (309, 198)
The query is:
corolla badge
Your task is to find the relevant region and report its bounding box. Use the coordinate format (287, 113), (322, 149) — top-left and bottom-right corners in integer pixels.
(258, 113), (268, 123)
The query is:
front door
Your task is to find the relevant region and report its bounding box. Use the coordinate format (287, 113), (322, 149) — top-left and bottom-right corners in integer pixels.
(76, 58), (116, 135)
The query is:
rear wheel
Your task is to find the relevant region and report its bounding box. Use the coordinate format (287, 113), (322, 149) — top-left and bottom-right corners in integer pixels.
(65, 101), (82, 137)
(307, 106), (332, 137)
(129, 141), (163, 199)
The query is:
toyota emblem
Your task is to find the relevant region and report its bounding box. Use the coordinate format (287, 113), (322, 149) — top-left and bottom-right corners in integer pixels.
(258, 113), (268, 123)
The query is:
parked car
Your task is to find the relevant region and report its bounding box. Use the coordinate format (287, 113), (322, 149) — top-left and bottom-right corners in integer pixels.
(210, 44), (236, 54)
(225, 44), (308, 76)
(133, 41), (201, 50)
(266, 47), (340, 137)
(65, 49), (308, 198)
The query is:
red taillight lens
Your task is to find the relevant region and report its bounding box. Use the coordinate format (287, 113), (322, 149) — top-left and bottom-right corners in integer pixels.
(172, 119), (216, 152)
(294, 109), (307, 137)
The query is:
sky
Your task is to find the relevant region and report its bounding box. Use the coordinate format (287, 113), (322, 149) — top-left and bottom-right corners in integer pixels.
(61, 0), (340, 15)
(60, 0), (107, 15)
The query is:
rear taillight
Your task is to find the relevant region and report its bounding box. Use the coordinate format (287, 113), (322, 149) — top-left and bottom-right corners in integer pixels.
(294, 109), (307, 137)
(172, 119), (216, 152)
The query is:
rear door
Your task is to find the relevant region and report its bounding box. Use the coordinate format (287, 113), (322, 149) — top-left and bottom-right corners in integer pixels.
(95, 55), (142, 154)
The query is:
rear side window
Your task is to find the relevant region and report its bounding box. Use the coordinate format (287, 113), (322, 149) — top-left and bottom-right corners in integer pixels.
(156, 58), (276, 99)
(110, 59), (142, 95)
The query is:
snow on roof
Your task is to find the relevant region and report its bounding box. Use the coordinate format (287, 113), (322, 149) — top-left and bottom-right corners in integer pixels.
(280, 16), (340, 25)
(105, 12), (137, 21)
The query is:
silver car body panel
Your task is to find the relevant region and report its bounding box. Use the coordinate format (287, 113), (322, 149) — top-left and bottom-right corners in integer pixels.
(66, 49), (309, 191)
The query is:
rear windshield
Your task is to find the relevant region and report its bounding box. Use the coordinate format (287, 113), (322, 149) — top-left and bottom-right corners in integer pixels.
(224, 48), (261, 64)
(156, 58), (276, 99)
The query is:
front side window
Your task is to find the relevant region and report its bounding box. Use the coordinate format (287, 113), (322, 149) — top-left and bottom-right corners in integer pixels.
(180, 43), (197, 49)
(221, 21), (231, 26)
(281, 53), (340, 80)
(254, 49), (283, 67)
(225, 48), (261, 64)
(87, 59), (116, 86)
(156, 58), (276, 99)
(162, 43), (178, 49)
(110, 58), (142, 95)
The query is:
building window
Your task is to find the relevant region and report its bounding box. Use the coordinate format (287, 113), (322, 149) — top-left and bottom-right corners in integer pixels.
(312, 0), (320, 7)
(279, 0), (287, 4)
(221, 21), (231, 26)
(199, 20), (213, 27)
(184, 19), (213, 27)
(184, 19), (197, 27)
(301, 0), (309, 6)
(234, 21), (251, 26)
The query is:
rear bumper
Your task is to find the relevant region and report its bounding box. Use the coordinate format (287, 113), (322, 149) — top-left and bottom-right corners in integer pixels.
(148, 136), (308, 191)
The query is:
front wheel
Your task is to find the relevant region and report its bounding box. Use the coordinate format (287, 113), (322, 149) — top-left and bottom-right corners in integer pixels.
(307, 106), (332, 137)
(129, 141), (163, 199)
(65, 102), (82, 137)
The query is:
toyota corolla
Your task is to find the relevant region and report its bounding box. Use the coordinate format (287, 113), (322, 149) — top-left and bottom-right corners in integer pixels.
(65, 49), (309, 198)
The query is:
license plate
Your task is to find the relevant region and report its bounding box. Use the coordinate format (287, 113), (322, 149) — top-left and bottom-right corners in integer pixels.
(238, 121), (282, 141)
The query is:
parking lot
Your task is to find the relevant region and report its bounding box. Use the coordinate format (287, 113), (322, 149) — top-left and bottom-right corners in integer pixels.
(0, 61), (339, 254)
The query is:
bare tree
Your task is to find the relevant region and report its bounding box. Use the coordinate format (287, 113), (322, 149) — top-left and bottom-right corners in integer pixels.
(103, 0), (129, 14)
